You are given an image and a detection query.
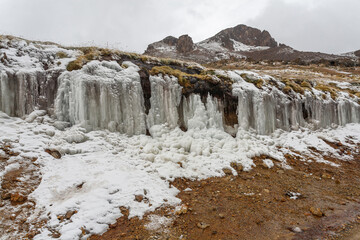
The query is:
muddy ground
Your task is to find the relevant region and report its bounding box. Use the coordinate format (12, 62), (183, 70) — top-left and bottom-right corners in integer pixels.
(91, 144), (360, 240)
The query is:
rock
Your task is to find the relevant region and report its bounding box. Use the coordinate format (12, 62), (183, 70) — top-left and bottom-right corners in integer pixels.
(219, 213), (225, 219)
(197, 222), (210, 229)
(222, 168), (233, 175)
(289, 226), (302, 233)
(176, 35), (194, 54)
(310, 207), (324, 217)
(1, 192), (11, 200)
(135, 194), (144, 202)
(51, 232), (61, 238)
(65, 210), (77, 220)
(175, 204), (188, 215)
(322, 173), (331, 179)
(264, 189), (270, 194)
(355, 50), (360, 57)
(109, 222), (117, 229)
(10, 192), (27, 203)
(45, 149), (61, 159)
(230, 162), (243, 172)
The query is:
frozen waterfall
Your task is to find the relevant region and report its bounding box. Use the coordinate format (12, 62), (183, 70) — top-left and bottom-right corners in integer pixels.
(1, 60), (359, 136)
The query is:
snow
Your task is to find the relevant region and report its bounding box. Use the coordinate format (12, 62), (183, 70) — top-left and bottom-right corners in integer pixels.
(230, 39), (270, 52)
(1, 110), (360, 239)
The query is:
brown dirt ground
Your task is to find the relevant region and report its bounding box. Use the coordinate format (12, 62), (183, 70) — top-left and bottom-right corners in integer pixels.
(0, 143), (45, 239)
(90, 142), (360, 240)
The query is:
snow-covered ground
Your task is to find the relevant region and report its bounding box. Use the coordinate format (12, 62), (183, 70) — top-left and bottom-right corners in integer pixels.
(1, 110), (360, 240)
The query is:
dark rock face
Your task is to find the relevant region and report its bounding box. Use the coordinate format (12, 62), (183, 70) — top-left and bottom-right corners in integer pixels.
(176, 35), (194, 54)
(211, 24), (278, 50)
(355, 50), (360, 57)
(163, 36), (178, 46)
(145, 36), (178, 54)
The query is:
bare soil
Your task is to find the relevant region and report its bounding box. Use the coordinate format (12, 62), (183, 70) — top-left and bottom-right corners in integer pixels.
(90, 143), (360, 240)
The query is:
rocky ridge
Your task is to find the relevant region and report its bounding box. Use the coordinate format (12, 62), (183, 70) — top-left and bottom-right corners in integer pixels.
(145, 24), (360, 65)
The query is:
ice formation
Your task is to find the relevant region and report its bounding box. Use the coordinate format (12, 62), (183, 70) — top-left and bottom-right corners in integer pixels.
(55, 61), (147, 135)
(1, 37), (359, 135)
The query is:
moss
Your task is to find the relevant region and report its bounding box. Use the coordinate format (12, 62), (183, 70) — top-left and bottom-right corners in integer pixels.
(56, 61), (61, 66)
(315, 84), (338, 100)
(100, 48), (112, 57)
(149, 66), (217, 89)
(240, 73), (264, 89)
(283, 86), (292, 94)
(300, 80), (312, 89)
(281, 79), (305, 94)
(56, 51), (69, 59)
(66, 56), (87, 71)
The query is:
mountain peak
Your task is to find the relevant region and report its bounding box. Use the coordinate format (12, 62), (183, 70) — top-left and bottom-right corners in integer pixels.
(209, 24), (278, 50)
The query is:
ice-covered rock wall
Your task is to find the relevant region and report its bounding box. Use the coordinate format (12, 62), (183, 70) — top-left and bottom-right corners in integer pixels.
(0, 69), (59, 117)
(231, 70), (360, 135)
(55, 61), (147, 135)
(0, 36), (359, 136)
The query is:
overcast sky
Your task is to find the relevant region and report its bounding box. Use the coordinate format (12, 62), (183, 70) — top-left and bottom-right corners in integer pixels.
(0, 0), (359, 54)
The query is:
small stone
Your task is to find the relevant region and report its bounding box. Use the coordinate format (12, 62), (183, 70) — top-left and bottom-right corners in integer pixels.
(45, 149), (61, 159)
(277, 170), (284, 174)
(1, 192), (11, 200)
(175, 204), (188, 215)
(310, 207), (323, 217)
(264, 189), (270, 193)
(230, 162), (243, 172)
(135, 194), (144, 202)
(197, 222), (210, 229)
(52, 232), (61, 238)
(10, 192), (27, 203)
(290, 227), (302, 233)
(219, 213), (225, 219)
(109, 222), (117, 229)
(222, 168), (233, 175)
(322, 173), (331, 179)
(65, 210), (77, 220)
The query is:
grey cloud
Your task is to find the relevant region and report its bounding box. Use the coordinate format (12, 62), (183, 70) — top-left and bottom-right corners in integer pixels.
(247, 0), (360, 54)
(0, 0), (358, 54)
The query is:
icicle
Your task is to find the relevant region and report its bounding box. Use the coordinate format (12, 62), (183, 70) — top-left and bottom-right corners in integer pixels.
(55, 61), (147, 135)
(146, 75), (182, 129)
(181, 94), (224, 130)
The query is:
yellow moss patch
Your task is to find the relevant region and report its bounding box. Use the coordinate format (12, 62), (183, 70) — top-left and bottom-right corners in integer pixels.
(240, 74), (264, 89)
(315, 84), (338, 100)
(282, 86), (292, 94)
(300, 80), (312, 89)
(149, 66), (216, 89)
(56, 51), (69, 59)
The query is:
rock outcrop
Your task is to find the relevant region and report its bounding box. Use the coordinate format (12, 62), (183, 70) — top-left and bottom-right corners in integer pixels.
(355, 50), (360, 57)
(176, 35), (194, 54)
(207, 24), (278, 50)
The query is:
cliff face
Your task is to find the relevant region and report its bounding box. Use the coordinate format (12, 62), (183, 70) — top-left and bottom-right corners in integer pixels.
(1, 35), (359, 136)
